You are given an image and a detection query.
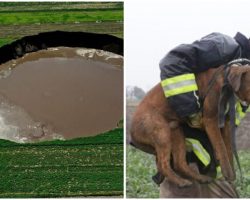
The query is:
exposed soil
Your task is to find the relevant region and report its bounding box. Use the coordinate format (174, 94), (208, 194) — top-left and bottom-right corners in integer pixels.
(1, 22), (123, 40)
(0, 47), (123, 142)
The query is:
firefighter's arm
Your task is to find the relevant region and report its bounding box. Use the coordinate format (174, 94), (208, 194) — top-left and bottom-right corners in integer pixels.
(192, 32), (241, 72)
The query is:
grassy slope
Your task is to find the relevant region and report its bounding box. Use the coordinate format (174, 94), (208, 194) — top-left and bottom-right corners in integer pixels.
(0, 129), (123, 198)
(0, 38), (12, 47)
(126, 145), (250, 198)
(0, 2), (123, 47)
(0, 10), (123, 25)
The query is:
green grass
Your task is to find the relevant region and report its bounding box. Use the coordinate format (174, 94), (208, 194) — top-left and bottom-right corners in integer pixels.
(126, 145), (250, 198)
(0, 10), (123, 25)
(0, 2), (123, 47)
(235, 150), (250, 197)
(126, 146), (159, 198)
(0, 38), (13, 47)
(0, 128), (123, 198)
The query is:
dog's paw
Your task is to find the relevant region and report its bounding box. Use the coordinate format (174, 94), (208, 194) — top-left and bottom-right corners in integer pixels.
(197, 175), (213, 184)
(222, 167), (236, 182)
(177, 179), (193, 188)
(152, 172), (165, 185)
(224, 172), (236, 182)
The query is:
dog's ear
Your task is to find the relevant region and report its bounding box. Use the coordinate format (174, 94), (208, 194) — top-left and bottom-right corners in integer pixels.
(228, 64), (250, 92)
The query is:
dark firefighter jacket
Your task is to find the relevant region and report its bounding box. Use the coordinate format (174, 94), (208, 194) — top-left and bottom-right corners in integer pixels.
(160, 32), (250, 78)
(159, 32), (250, 117)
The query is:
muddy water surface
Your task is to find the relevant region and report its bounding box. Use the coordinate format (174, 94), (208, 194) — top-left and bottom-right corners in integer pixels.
(0, 47), (123, 142)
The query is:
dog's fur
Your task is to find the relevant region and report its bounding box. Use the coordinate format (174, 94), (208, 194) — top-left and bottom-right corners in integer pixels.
(130, 64), (250, 187)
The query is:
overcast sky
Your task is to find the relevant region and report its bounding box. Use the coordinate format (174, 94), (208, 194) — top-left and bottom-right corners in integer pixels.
(125, 0), (250, 91)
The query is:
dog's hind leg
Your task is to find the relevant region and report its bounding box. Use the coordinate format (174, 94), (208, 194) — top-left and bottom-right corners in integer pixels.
(171, 126), (213, 183)
(153, 122), (193, 187)
(156, 146), (193, 187)
(131, 109), (192, 187)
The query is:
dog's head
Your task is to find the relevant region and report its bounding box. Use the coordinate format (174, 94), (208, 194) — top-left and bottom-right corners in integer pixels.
(228, 64), (250, 103)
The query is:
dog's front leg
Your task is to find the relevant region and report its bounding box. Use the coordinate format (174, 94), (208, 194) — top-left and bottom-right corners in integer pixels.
(203, 117), (235, 181)
(221, 120), (235, 179)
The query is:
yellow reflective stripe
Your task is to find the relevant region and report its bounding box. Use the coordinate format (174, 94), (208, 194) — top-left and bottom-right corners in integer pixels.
(186, 137), (222, 179)
(247, 107), (250, 112)
(161, 73), (196, 87)
(239, 112), (246, 118)
(161, 73), (198, 97)
(164, 84), (198, 97)
(185, 138), (211, 166)
(216, 166), (223, 179)
(235, 101), (246, 125)
(163, 79), (197, 91)
(236, 118), (240, 126)
(237, 102), (245, 117)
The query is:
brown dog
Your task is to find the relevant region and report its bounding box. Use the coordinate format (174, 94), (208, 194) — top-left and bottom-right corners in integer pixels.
(130, 64), (250, 187)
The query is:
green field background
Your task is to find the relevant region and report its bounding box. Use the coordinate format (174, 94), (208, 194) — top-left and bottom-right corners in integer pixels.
(0, 129), (123, 198)
(126, 145), (250, 198)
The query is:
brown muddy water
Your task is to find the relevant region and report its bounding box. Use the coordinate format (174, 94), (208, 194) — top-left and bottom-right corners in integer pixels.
(0, 47), (123, 143)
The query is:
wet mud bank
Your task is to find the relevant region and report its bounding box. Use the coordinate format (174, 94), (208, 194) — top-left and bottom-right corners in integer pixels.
(0, 47), (123, 142)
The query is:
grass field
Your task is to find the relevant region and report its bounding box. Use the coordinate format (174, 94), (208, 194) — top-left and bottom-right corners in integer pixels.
(0, 129), (123, 198)
(126, 145), (250, 198)
(0, 38), (12, 47)
(0, 2), (123, 47)
(0, 10), (122, 25)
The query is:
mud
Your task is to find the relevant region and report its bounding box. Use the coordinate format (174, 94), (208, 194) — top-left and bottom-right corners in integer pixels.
(0, 47), (123, 142)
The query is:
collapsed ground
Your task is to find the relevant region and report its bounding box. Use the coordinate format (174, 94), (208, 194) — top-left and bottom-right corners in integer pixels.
(0, 2), (123, 198)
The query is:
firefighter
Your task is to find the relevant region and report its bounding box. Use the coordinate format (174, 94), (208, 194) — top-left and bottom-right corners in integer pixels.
(159, 32), (250, 198)
(160, 32), (250, 125)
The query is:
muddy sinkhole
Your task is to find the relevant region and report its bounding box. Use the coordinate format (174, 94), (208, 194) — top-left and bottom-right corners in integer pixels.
(0, 47), (123, 143)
